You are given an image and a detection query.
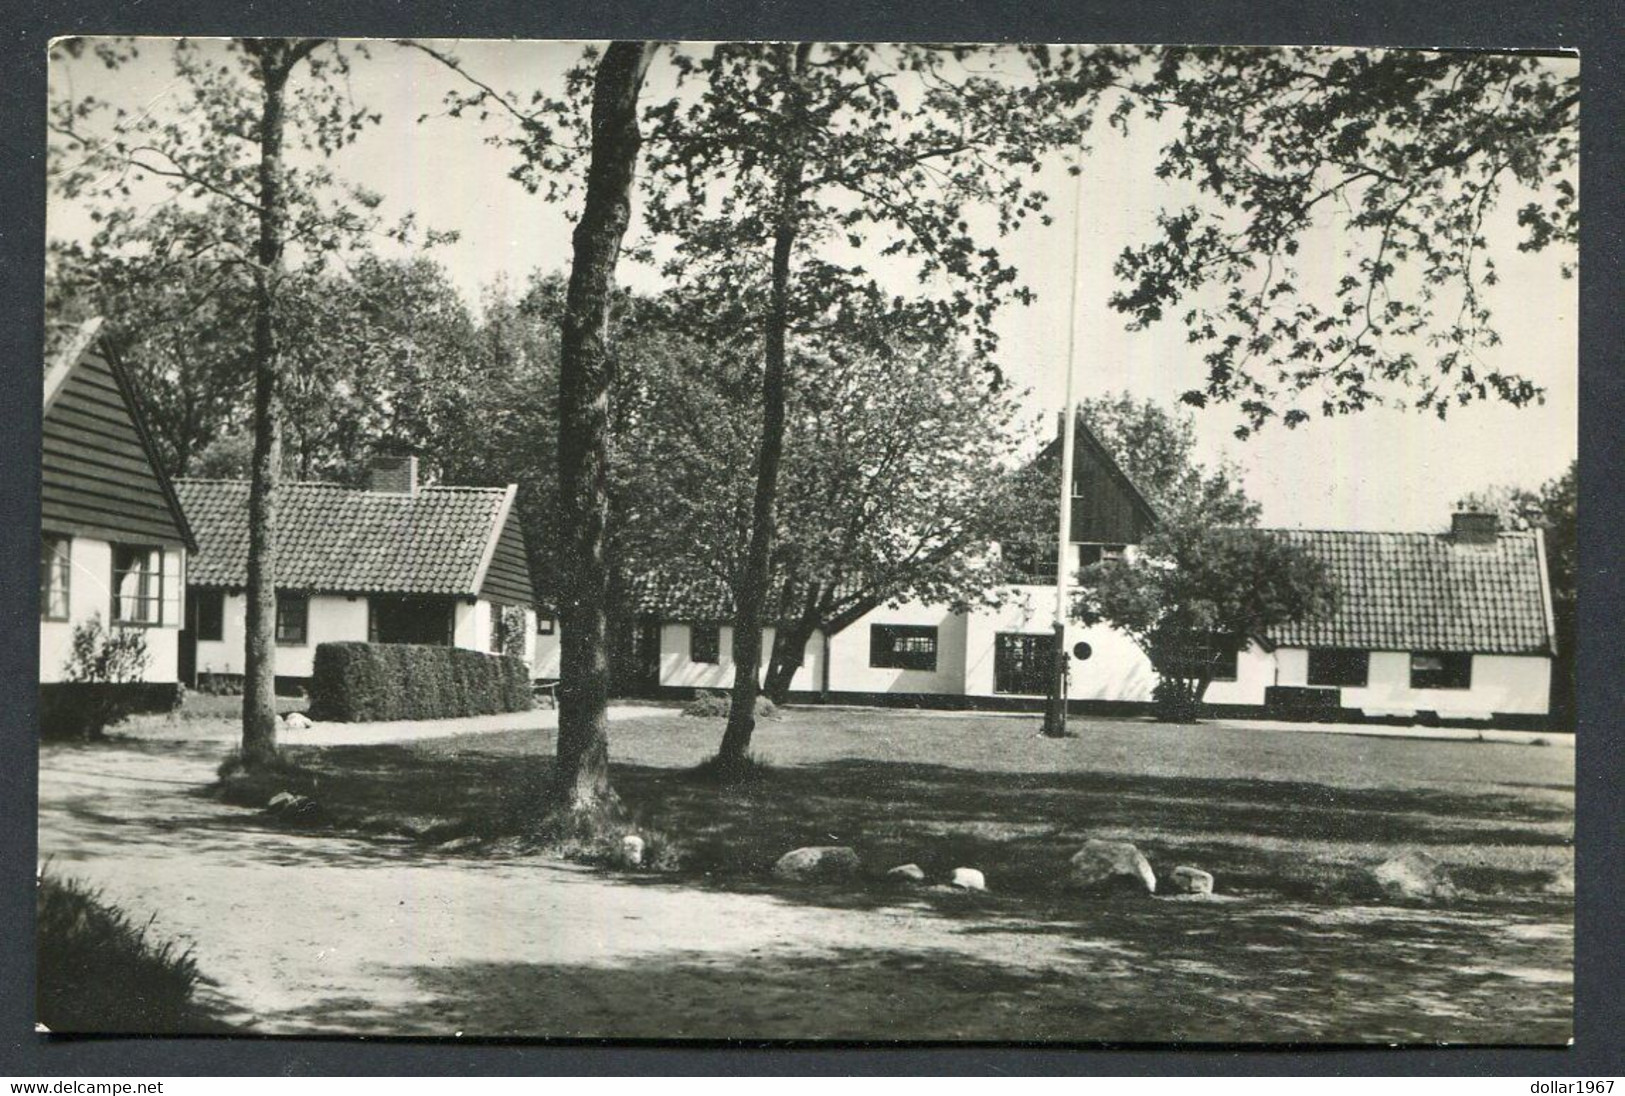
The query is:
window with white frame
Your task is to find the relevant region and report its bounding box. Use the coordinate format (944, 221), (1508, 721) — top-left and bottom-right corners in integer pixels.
(111, 545), (164, 625)
(870, 624), (938, 672)
(276, 593), (309, 646)
(40, 535), (70, 621)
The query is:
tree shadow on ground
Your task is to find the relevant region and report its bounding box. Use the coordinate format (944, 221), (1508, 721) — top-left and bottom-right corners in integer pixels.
(254, 740), (1574, 913)
(262, 920), (1571, 1043)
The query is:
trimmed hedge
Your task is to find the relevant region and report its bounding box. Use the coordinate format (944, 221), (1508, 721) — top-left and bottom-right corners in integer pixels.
(39, 682), (183, 741)
(308, 642), (533, 723)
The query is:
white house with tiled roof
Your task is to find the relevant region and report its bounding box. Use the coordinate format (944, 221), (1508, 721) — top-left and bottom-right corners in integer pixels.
(627, 420), (1557, 724)
(175, 457), (551, 691)
(1207, 517), (1557, 720)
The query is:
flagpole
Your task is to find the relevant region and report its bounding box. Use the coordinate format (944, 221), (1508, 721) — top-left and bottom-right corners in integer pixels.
(1043, 152), (1087, 738)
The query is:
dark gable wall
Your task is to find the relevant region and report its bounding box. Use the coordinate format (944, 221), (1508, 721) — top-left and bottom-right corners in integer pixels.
(1068, 430), (1157, 546)
(478, 506), (536, 609)
(43, 344), (191, 549)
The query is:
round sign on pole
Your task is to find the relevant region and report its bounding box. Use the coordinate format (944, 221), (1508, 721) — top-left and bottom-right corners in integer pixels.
(1072, 641), (1092, 661)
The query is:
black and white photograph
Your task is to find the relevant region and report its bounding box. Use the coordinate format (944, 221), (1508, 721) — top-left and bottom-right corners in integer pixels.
(33, 36), (1580, 1045)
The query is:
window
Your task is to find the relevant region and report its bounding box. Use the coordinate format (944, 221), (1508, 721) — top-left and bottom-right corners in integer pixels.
(40, 536), (70, 620)
(1174, 633), (1239, 682)
(1411, 652), (1472, 690)
(489, 605), (527, 658)
(276, 594), (309, 646)
(690, 623), (721, 664)
(538, 616), (555, 636)
(1002, 541), (1055, 584)
(1075, 543), (1128, 569)
(369, 595), (453, 645)
(1308, 648), (1369, 688)
(994, 632), (1054, 694)
(191, 589), (224, 642)
(870, 624), (938, 672)
(112, 545), (164, 625)
(1204, 637), (1239, 682)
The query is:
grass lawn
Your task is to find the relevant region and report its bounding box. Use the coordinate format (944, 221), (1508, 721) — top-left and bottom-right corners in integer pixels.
(190, 705), (1575, 1041)
(257, 707), (1573, 902)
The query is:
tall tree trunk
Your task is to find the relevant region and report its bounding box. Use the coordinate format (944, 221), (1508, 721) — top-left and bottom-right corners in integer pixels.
(717, 43), (814, 773)
(762, 619), (814, 704)
(240, 46), (292, 769)
(554, 41), (655, 812)
(762, 586), (823, 704)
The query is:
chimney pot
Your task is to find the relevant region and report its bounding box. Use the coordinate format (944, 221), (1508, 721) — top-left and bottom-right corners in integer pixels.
(368, 455), (418, 495)
(1451, 510), (1498, 545)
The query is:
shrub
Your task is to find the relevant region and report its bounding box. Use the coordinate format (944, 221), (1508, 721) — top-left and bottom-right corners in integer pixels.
(36, 870), (216, 1033)
(681, 690), (781, 720)
(62, 614), (150, 686)
(682, 690), (731, 718)
(42, 615), (160, 740)
(308, 642), (533, 722)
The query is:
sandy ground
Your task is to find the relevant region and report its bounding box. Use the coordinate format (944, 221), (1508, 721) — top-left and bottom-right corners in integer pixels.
(39, 736), (1108, 1037)
(37, 721), (1574, 1042)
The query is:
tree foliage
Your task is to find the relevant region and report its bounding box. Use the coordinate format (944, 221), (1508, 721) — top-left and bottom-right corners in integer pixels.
(1070, 396), (1336, 721)
(1078, 524), (1337, 722)
(1111, 47), (1578, 437)
(47, 36), (421, 766)
(634, 42), (1128, 768)
(615, 316), (1042, 700)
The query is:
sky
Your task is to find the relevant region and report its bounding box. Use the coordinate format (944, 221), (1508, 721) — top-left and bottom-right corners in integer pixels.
(46, 39), (1580, 533)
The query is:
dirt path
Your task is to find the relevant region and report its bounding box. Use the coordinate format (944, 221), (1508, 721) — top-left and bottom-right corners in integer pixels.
(37, 737), (1573, 1042)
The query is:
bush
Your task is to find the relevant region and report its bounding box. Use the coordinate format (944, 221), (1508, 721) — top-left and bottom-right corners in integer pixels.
(308, 642), (533, 722)
(42, 615), (162, 739)
(681, 690), (781, 720)
(36, 870), (218, 1033)
(682, 690), (732, 718)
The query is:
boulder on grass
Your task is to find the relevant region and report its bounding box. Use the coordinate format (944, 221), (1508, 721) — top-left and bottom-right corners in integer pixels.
(263, 791), (322, 825)
(885, 863), (927, 884)
(283, 711), (312, 730)
(1370, 851), (1456, 902)
(620, 834), (646, 868)
(1168, 866), (1215, 896)
(1068, 839), (1157, 895)
(773, 846), (860, 882)
(949, 867), (986, 892)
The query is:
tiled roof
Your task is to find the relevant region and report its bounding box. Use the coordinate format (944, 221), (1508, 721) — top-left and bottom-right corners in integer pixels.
(175, 479), (514, 596)
(627, 572), (735, 621)
(1264, 529), (1553, 655)
(627, 571), (813, 624)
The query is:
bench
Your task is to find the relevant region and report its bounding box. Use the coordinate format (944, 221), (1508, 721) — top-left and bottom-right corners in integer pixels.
(532, 679), (560, 709)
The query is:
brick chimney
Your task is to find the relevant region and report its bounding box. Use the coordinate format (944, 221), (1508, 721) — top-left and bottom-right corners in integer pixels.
(1451, 510), (1499, 545)
(368, 454), (419, 495)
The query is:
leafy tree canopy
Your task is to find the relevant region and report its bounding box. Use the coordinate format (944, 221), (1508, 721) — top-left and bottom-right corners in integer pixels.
(1110, 47), (1577, 437)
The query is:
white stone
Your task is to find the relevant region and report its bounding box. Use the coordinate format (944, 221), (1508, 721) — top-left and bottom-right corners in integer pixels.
(1169, 866), (1215, 895)
(283, 712), (313, 730)
(772, 846), (860, 881)
(949, 867), (986, 892)
(1371, 852), (1456, 902)
(1068, 839), (1157, 895)
(620, 834), (645, 868)
(886, 863), (927, 883)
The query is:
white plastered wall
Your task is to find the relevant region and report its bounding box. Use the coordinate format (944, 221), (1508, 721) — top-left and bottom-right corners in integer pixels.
(825, 600), (969, 696)
(658, 623), (823, 692)
(40, 538), (181, 684)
